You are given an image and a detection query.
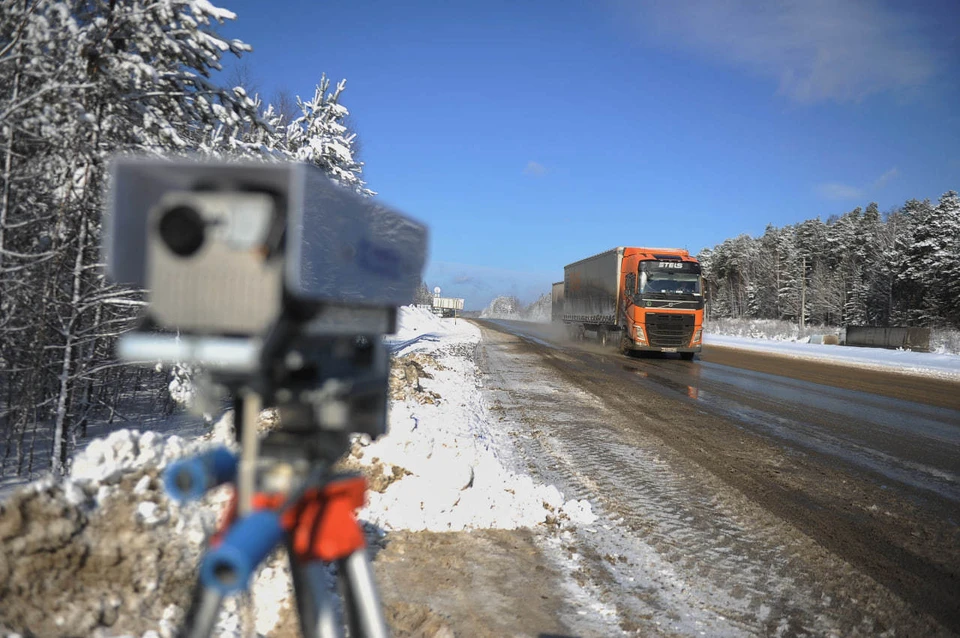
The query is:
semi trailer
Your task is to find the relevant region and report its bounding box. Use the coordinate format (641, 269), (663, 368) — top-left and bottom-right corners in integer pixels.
(557, 247), (703, 359)
(551, 281), (564, 323)
(432, 296), (464, 318)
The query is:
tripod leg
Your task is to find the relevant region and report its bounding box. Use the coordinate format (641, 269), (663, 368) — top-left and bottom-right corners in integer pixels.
(237, 391), (261, 516)
(233, 395), (244, 445)
(340, 549), (389, 638)
(337, 562), (361, 637)
(289, 552), (342, 638)
(178, 582), (224, 638)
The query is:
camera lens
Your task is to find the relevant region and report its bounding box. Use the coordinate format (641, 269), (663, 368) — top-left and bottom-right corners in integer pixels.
(158, 205), (205, 257)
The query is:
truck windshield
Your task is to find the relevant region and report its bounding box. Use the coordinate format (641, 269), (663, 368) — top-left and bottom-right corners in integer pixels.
(639, 267), (701, 298)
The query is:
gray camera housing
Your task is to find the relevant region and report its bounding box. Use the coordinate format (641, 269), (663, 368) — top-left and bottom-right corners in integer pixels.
(105, 157), (428, 336)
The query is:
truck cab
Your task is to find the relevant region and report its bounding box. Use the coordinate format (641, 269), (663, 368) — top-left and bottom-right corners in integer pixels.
(620, 248), (703, 359)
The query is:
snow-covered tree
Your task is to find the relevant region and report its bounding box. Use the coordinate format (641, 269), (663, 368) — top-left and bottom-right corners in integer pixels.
(480, 296), (523, 319)
(283, 75), (372, 195)
(932, 192), (960, 324)
(414, 281), (433, 306)
(0, 1), (376, 479)
(896, 198), (943, 325)
(0, 0), (264, 476)
(698, 192), (958, 331)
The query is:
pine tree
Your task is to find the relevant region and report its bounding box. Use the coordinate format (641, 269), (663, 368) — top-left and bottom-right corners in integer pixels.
(283, 75), (372, 195)
(896, 198), (941, 325)
(933, 191), (960, 324)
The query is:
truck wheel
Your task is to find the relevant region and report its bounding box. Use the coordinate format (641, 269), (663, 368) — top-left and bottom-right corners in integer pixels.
(680, 352), (696, 361)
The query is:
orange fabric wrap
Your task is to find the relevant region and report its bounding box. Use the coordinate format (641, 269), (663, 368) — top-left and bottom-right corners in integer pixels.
(212, 477), (368, 562)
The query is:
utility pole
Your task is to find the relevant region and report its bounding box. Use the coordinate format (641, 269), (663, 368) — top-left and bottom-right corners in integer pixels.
(800, 254), (806, 330)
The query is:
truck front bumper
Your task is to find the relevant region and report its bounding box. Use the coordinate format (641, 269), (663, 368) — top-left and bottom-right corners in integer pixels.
(625, 343), (702, 354)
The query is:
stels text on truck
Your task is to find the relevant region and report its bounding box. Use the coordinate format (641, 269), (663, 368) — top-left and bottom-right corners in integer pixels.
(552, 247), (703, 360)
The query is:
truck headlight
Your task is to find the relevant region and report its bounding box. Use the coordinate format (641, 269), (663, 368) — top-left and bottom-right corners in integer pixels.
(692, 329), (702, 344)
(635, 326), (647, 344)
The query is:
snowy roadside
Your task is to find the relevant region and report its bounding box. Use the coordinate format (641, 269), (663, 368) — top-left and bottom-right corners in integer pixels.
(0, 307), (599, 637)
(363, 306), (595, 531)
(704, 332), (960, 381)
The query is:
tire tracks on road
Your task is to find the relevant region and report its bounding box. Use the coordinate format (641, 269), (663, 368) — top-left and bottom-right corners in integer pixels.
(476, 323), (954, 636)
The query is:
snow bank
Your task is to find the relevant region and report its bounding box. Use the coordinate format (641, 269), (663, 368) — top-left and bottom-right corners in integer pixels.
(361, 316), (594, 531)
(704, 317), (960, 380)
(705, 333), (960, 381)
(394, 305), (453, 338)
(384, 305), (461, 355)
(282, 305), (596, 533)
(69, 429), (191, 494)
(0, 423), (236, 637)
(0, 416), (296, 638)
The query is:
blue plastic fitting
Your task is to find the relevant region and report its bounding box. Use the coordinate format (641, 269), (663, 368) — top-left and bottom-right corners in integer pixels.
(200, 510), (285, 594)
(163, 447), (237, 502)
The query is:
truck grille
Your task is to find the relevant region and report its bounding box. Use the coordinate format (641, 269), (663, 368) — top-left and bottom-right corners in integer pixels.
(646, 313), (695, 348)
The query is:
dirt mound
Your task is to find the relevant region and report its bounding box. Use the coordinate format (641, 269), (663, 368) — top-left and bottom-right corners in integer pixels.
(389, 353), (444, 404)
(336, 442), (412, 494)
(0, 470), (200, 637)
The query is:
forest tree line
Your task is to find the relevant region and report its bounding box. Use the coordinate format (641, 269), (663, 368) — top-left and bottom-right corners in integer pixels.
(0, 0), (368, 476)
(697, 192), (960, 330)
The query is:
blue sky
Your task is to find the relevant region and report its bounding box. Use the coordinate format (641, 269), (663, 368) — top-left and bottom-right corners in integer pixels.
(216, 0), (960, 310)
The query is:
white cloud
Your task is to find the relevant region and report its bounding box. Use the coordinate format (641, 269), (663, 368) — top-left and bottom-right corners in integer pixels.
(873, 167), (899, 188)
(817, 182), (864, 200)
(816, 167), (899, 200)
(615, 0), (937, 103)
(523, 161), (547, 177)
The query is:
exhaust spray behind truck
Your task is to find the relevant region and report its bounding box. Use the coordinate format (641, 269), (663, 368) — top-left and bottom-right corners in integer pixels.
(556, 247), (703, 359)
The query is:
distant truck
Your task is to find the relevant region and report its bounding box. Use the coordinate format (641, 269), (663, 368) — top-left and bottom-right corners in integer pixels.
(432, 296), (464, 318)
(556, 247), (704, 359)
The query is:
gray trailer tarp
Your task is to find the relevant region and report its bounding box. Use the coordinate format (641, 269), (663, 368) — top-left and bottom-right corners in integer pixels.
(562, 247), (623, 325)
(551, 282), (564, 322)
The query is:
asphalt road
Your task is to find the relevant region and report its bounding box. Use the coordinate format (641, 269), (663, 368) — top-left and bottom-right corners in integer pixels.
(475, 319), (960, 635)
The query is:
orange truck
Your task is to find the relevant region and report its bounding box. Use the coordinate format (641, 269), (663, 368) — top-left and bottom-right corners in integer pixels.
(553, 247), (704, 359)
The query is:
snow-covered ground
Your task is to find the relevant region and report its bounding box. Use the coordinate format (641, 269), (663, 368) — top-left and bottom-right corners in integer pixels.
(371, 307), (594, 531)
(704, 332), (960, 380)
(0, 306), (597, 637)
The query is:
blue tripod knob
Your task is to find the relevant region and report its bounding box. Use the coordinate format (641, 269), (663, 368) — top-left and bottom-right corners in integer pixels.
(200, 510), (286, 594)
(163, 447), (237, 502)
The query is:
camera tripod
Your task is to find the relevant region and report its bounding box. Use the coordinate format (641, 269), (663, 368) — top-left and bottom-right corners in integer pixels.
(165, 397), (390, 638)
(103, 156), (421, 638)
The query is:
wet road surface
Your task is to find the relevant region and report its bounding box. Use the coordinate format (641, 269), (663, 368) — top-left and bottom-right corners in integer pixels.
(475, 319), (960, 635)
